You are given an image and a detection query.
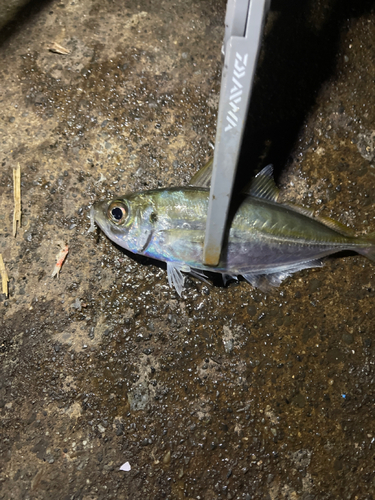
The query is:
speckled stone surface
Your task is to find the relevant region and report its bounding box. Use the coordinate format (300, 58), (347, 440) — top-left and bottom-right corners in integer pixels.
(1, 1), (375, 499)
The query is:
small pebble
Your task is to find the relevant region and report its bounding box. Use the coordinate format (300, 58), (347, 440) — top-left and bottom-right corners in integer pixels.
(163, 450), (171, 464)
(342, 333), (353, 345)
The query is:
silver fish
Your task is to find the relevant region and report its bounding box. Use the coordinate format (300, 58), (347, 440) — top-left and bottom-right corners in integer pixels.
(90, 164), (375, 296)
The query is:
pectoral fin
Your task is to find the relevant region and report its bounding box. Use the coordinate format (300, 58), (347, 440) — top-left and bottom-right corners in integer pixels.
(167, 262), (188, 297)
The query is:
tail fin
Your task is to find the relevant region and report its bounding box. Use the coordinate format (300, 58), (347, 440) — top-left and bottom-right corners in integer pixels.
(357, 231), (375, 262)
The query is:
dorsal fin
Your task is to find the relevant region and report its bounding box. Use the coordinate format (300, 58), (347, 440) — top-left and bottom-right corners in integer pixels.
(190, 158), (213, 188)
(191, 161), (280, 201)
(244, 164), (280, 202)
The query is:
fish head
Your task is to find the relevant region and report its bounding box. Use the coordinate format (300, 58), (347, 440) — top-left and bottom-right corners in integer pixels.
(91, 193), (155, 254)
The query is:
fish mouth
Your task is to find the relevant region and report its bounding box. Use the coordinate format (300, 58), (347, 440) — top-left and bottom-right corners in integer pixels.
(88, 201), (109, 234)
(88, 200), (126, 247)
(89, 199), (132, 252)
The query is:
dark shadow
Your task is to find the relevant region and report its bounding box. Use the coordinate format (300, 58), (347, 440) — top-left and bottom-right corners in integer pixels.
(95, 227), (366, 293)
(95, 229), (232, 289)
(232, 0), (375, 195)
(0, 0), (54, 48)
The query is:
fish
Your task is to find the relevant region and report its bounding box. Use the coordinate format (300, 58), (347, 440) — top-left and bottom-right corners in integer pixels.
(90, 163), (375, 296)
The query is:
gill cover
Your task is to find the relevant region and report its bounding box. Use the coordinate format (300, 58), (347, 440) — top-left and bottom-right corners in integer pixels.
(124, 204), (155, 254)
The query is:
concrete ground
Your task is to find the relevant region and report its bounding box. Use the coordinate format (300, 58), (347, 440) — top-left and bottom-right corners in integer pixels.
(1, 0), (375, 499)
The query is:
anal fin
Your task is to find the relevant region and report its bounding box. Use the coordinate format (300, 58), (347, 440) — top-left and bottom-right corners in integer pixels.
(242, 260), (323, 292)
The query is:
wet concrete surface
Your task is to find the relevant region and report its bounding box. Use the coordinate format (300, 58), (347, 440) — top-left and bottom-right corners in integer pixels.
(1, 0), (375, 499)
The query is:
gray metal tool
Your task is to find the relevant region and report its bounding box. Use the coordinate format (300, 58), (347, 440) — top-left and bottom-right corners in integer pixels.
(203, 0), (271, 266)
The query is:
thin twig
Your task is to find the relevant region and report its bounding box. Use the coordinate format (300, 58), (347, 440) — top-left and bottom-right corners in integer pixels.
(13, 163), (21, 237)
(48, 42), (70, 55)
(0, 254), (9, 298)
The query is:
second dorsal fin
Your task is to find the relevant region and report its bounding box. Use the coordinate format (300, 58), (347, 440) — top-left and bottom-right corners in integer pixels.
(312, 212), (356, 237)
(284, 201), (356, 237)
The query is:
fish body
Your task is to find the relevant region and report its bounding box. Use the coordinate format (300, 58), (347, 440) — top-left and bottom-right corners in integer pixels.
(91, 166), (375, 295)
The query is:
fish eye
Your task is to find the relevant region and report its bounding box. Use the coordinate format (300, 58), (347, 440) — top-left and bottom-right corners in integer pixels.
(108, 202), (127, 224)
